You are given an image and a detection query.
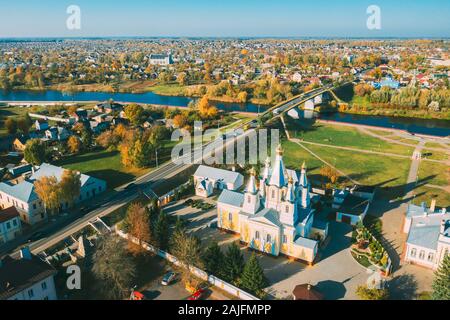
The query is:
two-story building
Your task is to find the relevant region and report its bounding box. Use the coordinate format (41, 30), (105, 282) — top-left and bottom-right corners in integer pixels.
(403, 200), (449, 270)
(0, 247), (57, 300)
(0, 206), (22, 244)
(0, 163), (107, 225)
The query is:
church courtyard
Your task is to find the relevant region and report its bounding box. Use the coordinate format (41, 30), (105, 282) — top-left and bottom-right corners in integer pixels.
(163, 198), (369, 300)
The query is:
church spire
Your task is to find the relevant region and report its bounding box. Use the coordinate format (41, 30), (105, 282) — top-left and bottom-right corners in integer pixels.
(285, 175), (295, 203)
(268, 144), (287, 188)
(246, 168), (258, 195)
(299, 161), (308, 188)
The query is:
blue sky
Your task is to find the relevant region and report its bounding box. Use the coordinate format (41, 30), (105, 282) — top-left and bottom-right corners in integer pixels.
(1, 0), (449, 38)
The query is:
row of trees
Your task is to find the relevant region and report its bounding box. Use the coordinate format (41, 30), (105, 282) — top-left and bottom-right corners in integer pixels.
(354, 84), (450, 110)
(34, 169), (81, 214)
(116, 200), (268, 298)
(4, 113), (33, 135)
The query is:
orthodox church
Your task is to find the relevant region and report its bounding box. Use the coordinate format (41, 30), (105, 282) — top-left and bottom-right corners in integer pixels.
(217, 145), (328, 264)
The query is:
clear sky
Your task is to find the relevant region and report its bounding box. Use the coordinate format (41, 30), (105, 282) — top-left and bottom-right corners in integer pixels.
(1, 0), (449, 38)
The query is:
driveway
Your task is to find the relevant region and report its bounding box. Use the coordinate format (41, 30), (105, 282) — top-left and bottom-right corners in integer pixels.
(263, 221), (369, 300)
(165, 200), (370, 300)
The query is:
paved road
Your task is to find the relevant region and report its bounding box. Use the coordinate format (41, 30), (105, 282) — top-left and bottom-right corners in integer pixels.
(1, 128), (255, 258)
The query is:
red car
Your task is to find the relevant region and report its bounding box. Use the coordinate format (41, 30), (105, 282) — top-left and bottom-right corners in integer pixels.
(188, 289), (205, 300)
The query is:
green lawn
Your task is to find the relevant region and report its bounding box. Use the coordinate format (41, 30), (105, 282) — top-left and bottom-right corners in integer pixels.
(412, 186), (450, 208)
(422, 150), (449, 161)
(148, 84), (186, 96)
(55, 150), (150, 189)
(282, 139), (411, 194)
(287, 120), (414, 156)
(425, 141), (448, 149)
(306, 144), (411, 187)
(417, 161), (449, 187)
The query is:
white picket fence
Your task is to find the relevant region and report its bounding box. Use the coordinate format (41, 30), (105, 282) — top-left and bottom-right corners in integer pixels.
(115, 229), (259, 300)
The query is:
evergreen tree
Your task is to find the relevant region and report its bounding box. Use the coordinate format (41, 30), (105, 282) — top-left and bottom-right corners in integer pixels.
(202, 242), (225, 277)
(432, 254), (450, 300)
(153, 211), (170, 250)
(240, 254), (268, 297)
(223, 242), (244, 283)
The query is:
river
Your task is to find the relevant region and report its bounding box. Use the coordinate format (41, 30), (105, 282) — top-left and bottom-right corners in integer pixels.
(1, 89), (449, 137)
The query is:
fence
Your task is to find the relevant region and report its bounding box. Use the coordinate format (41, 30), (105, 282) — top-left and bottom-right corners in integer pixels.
(115, 228), (259, 300)
(158, 181), (192, 206)
(29, 113), (75, 124)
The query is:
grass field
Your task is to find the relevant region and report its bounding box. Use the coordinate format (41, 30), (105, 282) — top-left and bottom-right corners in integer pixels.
(0, 105), (38, 137)
(287, 120), (415, 156)
(422, 150), (449, 161)
(417, 161), (450, 187)
(282, 139), (411, 190)
(411, 185), (450, 208)
(55, 150), (150, 189)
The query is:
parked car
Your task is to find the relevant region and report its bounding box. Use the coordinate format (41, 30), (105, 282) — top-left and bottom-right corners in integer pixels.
(27, 231), (46, 243)
(161, 271), (177, 286)
(188, 288), (205, 300)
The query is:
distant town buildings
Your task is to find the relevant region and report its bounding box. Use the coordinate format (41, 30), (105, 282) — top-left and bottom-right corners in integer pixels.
(149, 54), (173, 66)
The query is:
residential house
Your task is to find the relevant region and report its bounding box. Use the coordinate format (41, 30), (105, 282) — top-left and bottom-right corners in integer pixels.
(12, 135), (29, 151)
(0, 247), (57, 300)
(0, 206), (22, 244)
(95, 101), (124, 114)
(35, 120), (49, 131)
(403, 201), (449, 270)
(44, 127), (71, 141)
(0, 163), (107, 225)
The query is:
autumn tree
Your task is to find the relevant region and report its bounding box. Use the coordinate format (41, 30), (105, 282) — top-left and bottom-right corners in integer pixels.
(67, 136), (82, 154)
(320, 166), (340, 187)
(92, 235), (136, 300)
(124, 202), (152, 255)
(24, 139), (46, 165)
(198, 95), (218, 119)
(34, 175), (60, 215)
(124, 104), (144, 126)
(172, 114), (188, 128)
(5, 118), (17, 134)
(59, 170), (81, 207)
(170, 229), (204, 285)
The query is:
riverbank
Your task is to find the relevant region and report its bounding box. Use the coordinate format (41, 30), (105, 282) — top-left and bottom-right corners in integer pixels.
(11, 82), (273, 106)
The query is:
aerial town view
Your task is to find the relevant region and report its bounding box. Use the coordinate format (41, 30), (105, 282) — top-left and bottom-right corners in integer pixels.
(0, 0), (449, 310)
